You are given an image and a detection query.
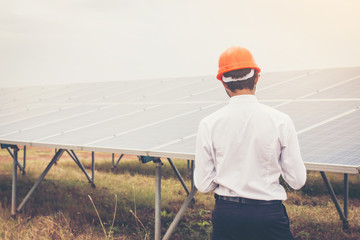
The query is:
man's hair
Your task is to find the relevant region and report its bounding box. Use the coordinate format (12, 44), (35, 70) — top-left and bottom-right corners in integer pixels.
(223, 68), (258, 92)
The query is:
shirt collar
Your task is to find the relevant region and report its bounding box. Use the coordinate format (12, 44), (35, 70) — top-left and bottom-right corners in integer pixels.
(229, 94), (258, 104)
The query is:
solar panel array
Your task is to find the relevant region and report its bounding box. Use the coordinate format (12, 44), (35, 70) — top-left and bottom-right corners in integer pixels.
(1, 67), (359, 173)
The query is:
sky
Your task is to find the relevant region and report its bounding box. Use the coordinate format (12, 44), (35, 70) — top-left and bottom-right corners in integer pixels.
(0, 0), (360, 87)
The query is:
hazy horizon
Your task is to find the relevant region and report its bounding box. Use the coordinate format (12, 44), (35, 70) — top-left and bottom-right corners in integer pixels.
(1, 0), (359, 87)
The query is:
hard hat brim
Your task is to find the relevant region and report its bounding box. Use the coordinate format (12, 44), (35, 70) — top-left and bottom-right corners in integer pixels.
(217, 65), (261, 81)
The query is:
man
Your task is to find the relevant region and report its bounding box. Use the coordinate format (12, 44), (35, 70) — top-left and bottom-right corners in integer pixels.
(194, 46), (307, 240)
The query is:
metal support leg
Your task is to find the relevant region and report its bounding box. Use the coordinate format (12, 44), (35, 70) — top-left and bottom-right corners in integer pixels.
(54, 148), (58, 165)
(92, 152), (95, 183)
(320, 171), (348, 230)
(66, 150), (95, 188)
(162, 188), (197, 240)
(6, 147), (14, 159)
(11, 147), (19, 217)
(167, 158), (190, 195)
(6, 146), (25, 174)
(112, 153), (124, 168)
(17, 149), (65, 213)
(187, 160), (190, 179)
(155, 161), (162, 240)
(162, 160), (197, 240)
(190, 160), (195, 191)
(16, 160), (25, 174)
(23, 146), (26, 175)
(343, 174), (349, 230)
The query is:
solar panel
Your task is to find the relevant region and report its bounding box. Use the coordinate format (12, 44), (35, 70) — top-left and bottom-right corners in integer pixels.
(1, 67), (359, 174)
(299, 110), (360, 166)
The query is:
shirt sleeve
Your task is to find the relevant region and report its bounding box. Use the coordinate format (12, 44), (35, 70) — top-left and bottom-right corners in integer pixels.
(194, 120), (218, 193)
(279, 117), (307, 190)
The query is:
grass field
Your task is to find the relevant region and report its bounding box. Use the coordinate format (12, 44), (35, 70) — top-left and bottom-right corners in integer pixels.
(0, 146), (359, 240)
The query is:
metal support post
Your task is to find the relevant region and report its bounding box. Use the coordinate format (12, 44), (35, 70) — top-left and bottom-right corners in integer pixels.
(155, 160), (162, 240)
(23, 146), (26, 175)
(66, 150), (95, 188)
(167, 158), (190, 195)
(16, 149), (65, 213)
(190, 160), (195, 191)
(163, 160), (198, 240)
(343, 174), (349, 230)
(16, 160), (25, 173)
(5, 146), (25, 174)
(92, 151), (95, 183)
(320, 171), (348, 230)
(162, 188), (198, 240)
(11, 147), (19, 217)
(112, 153), (124, 169)
(6, 147), (14, 159)
(54, 148), (58, 165)
(187, 160), (190, 179)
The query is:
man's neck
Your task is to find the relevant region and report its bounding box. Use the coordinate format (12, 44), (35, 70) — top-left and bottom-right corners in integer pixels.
(227, 88), (255, 97)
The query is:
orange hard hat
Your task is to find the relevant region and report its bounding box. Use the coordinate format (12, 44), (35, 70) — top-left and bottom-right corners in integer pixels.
(216, 46), (261, 80)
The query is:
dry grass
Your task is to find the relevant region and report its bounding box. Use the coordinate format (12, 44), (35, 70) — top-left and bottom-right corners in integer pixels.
(0, 146), (359, 240)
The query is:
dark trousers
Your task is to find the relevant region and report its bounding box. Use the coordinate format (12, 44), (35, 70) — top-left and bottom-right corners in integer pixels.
(212, 198), (294, 240)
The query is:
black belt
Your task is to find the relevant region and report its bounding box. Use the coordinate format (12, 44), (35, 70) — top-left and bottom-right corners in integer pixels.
(215, 194), (281, 205)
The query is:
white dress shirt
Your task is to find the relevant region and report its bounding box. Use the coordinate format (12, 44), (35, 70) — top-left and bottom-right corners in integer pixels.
(194, 94), (306, 201)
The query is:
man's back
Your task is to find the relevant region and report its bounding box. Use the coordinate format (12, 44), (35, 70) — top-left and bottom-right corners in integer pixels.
(195, 94), (306, 200)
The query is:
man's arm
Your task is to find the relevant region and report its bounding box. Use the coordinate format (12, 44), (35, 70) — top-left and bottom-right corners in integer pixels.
(194, 120), (218, 193)
(279, 117), (307, 190)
